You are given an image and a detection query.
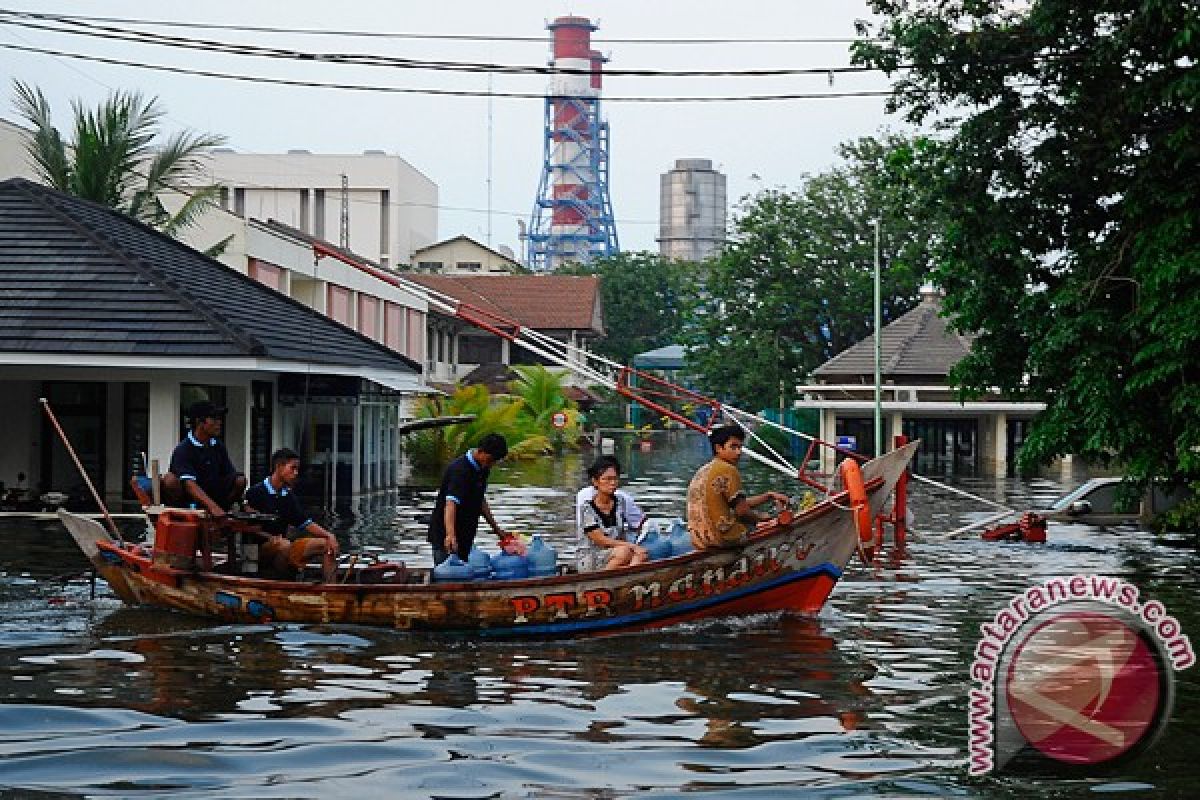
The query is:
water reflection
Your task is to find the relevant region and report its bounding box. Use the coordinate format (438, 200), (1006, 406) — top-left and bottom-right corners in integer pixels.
(0, 436), (1196, 797)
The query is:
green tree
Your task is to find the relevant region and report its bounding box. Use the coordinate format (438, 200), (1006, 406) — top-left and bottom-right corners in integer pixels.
(682, 135), (936, 409)
(507, 364), (582, 450)
(406, 384), (551, 468)
(12, 80), (229, 253)
(854, 2), (1200, 516)
(558, 251), (688, 365)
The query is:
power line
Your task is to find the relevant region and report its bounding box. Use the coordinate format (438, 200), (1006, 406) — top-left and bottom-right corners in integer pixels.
(0, 7), (871, 45)
(0, 12), (877, 78)
(0, 41), (900, 103)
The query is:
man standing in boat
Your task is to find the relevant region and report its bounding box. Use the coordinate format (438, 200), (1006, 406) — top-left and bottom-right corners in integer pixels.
(687, 424), (789, 549)
(427, 434), (509, 565)
(162, 400), (247, 519)
(244, 448), (339, 582)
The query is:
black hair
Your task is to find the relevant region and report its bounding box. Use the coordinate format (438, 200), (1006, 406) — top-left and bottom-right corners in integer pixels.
(587, 455), (622, 480)
(708, 423), (747, 452)
(477, 433), (509, 460)
(270, 447), (300, 471)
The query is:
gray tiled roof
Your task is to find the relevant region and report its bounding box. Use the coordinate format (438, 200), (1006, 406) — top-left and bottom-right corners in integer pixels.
(0, 178), (418, 372)
(812, 292), (973, 380)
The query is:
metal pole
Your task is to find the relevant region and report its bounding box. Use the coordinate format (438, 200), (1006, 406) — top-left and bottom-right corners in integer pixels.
(874, 218), (882, 457)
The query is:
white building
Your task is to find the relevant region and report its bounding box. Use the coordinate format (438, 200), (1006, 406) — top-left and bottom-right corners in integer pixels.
(0, 118), (35, 181)
(198, 149), (439, 269)
(796, 287), (1045, 475)
(412, 235), (522, 275)
(658, 158), (727, 262)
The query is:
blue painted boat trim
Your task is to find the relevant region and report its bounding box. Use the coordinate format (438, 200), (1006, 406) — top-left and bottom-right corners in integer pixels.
(477, 561), (844, 637)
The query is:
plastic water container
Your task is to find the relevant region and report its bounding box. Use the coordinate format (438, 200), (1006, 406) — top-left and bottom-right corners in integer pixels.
(641, 528), (674, 561)
(467, 546), (493, 580)
(527, 535), (558, 578)
(491, 550), (529, 581)
(433, 554), (473, 583)
(668, 518), (694, 556)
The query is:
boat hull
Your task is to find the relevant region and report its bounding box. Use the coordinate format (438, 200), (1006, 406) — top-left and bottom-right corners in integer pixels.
(60, 443), (916, 636)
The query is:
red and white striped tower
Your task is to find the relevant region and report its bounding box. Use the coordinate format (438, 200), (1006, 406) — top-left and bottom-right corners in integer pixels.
(527, 16), (618, 271)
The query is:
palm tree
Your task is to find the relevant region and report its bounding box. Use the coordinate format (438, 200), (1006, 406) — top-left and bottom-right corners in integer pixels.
(12, 80), (230, 253)
(508, 364), (581, 449)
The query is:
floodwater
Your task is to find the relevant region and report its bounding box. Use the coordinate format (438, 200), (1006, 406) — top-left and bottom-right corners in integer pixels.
(0, 433), (1197, 798)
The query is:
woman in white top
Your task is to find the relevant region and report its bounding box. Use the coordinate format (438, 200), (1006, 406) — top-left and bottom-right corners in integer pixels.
(576, 457), (649, 572)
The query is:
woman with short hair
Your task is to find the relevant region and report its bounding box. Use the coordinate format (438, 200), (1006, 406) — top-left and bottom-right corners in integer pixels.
(576, 458), (649, 572)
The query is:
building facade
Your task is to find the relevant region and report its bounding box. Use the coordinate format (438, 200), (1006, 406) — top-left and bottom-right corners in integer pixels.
(658, 158), (727, 262)
(198, 149), (438, 269)
(411, 235), (522, 275)
(0, 179), (426, 510)
(796, 287), (1045, 475)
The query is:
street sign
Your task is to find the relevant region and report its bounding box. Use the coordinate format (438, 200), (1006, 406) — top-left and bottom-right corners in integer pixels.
(551, 411), (568, 429)
(837, 435), (857, 452)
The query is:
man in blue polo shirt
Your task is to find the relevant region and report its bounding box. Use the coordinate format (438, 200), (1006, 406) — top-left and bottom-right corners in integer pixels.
(427, 433), (509, 565)
(162, 400), (247, 518)
(244, 448), (339, 582)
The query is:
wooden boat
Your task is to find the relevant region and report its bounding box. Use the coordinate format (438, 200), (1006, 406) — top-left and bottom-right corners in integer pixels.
(59, 442), (916, 637)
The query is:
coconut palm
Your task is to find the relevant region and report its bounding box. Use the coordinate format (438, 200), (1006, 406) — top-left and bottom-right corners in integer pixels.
(12, 80), (230, 253)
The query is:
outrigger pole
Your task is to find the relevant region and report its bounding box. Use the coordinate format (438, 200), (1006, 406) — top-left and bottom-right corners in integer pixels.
(310, 244), (1015, 536)
(39, 398), (124, 543)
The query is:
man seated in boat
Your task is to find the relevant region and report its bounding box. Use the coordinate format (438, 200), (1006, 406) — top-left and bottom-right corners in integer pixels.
(427, 433), (510, 565)
(243, 448), (339, 582)
(576, 456), (649, 572)
(161, 400), (247, 519)
(686, 424), (789, 549)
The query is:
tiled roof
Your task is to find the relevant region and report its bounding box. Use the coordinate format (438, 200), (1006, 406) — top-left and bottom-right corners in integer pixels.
(0, 178), (418, 372)
(812, 291), (974, 380)
(405, 273), (603, 333)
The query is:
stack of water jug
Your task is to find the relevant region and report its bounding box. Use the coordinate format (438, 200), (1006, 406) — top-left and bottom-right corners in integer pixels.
(432, 535), (559, 582)
(640, 517), (693, 558)
(431, 520), (694, 583)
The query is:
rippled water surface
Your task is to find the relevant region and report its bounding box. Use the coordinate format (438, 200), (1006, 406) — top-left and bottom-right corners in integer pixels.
(1, 434), (1197, 797)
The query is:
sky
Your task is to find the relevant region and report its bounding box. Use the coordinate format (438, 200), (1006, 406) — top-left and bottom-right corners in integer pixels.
(0, 1), (901, 255)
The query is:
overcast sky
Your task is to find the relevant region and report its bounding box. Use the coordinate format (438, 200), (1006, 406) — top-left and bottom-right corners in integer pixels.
(0, 1), (900, 254)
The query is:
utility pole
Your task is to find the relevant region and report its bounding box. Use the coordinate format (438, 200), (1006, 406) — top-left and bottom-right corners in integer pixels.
(339, 173), (349, 249)
(487, 70), (494, 248)
(873, 218), (883, 457)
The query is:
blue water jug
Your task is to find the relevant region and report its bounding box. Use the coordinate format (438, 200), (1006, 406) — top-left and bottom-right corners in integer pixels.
(467, 546), (493, 580)
(527, 535), (558, 578)
(668, 518), (694, 556)
(642, 528), (674, 561)
(433, 554), (473, 583)
(491, 550), (529, 581)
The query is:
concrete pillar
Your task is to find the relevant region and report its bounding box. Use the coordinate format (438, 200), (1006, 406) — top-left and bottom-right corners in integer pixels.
(331, 404), (340, 505)
(888, 411), (904, 451)
(350, 403), (362, 497)
(147, 376), (181, 476)
(993, 412), (1008, 475)
(820, 408), (838, 474)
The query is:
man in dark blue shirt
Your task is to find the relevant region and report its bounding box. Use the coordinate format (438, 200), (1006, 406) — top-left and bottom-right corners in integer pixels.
(162, 401), (246, 519)
(244, 448), (339, 582)
(427, 433), (509, 565)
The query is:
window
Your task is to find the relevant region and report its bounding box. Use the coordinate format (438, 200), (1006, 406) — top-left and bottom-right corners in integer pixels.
(457, 261), (482, 272)
(417, 261), (443, 272)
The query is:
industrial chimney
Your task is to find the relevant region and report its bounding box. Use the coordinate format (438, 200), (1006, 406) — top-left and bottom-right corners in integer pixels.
(526, 16), (619, 272)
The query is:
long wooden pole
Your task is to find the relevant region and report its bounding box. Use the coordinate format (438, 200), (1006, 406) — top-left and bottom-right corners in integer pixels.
(38, 398), (124, 543)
